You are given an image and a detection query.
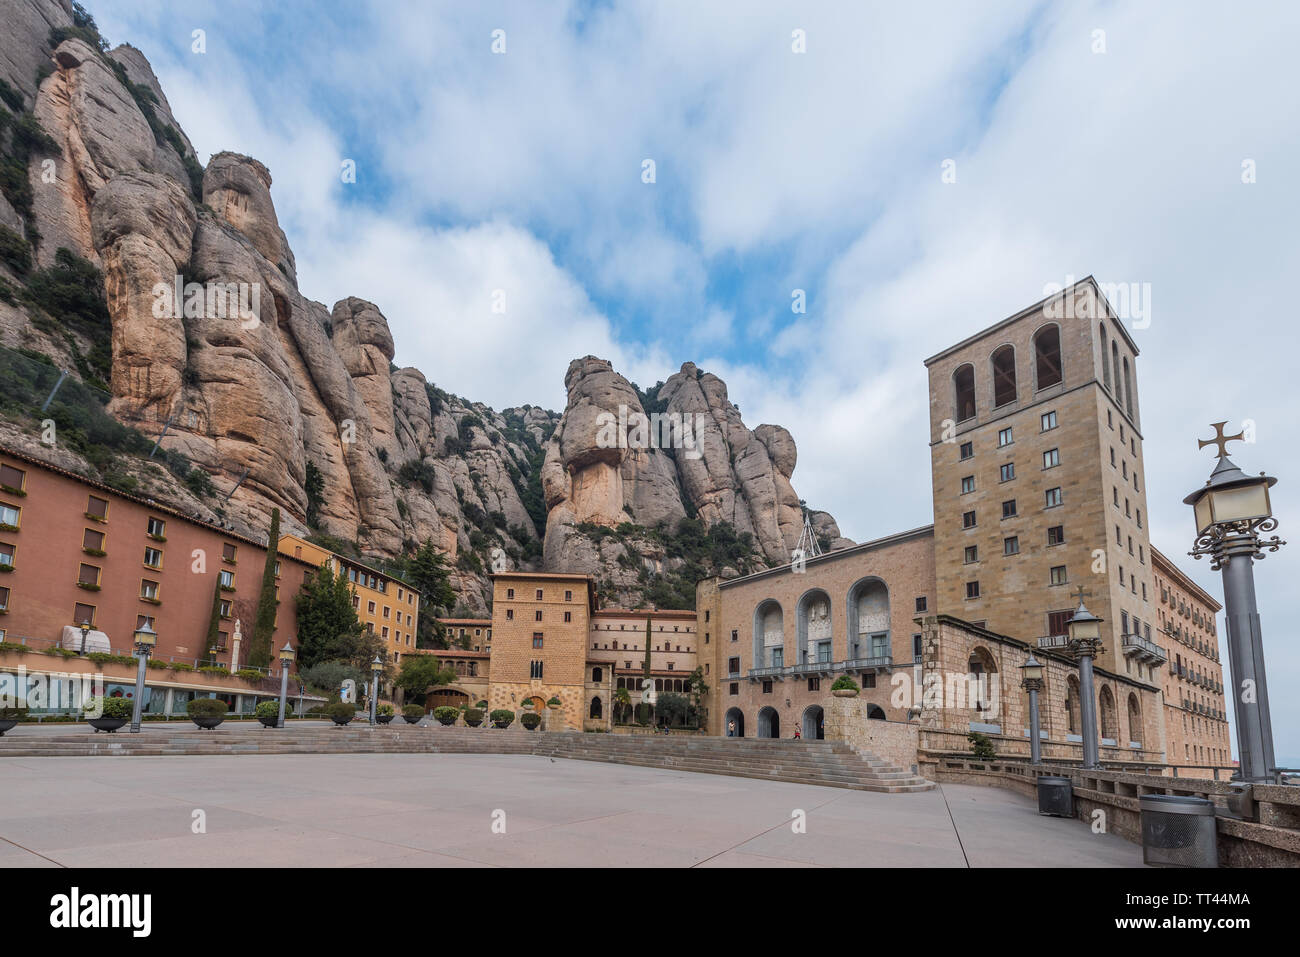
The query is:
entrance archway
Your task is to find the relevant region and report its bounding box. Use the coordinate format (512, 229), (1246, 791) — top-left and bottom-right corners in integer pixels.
(724, 707), (745, 737)
(802, 705), (824, 740)
(758, 706), (780, 738)
(866, 704), (886, 720)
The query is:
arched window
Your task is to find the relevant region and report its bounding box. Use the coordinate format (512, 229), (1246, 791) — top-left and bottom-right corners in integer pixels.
(591, 666), (603, 683)
(1122, 357), (1134, 419)
(753, 600), (784, 670)
(1127, 693), (1142, 747)
(1099, 686), (1118, 741)
(1099, 325), (1111, 391)
(1065, 676), (1081, 734)
(795, 589), (832, 665)
(1033, 325), (1062, 389)
(589, 696), (603, 719)
(953, 364), (976, 422)
(846, 577), (889, 662)
(991, 345), (1017, 407)
(967, 647), (999, 720)
(1111, 341), (1122, 408)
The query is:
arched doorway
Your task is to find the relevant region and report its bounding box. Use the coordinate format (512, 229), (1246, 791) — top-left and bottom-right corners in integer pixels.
(426, 688), (470, 713)
(866, 704), (886, 720)
(724, 707), (745, 737)
(589, 696), (603, 719)
(758, 706), (780, 738)
(802, 705), (824, 740)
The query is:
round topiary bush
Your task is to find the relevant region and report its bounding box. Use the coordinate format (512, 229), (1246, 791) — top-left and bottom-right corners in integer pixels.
(87, 697), (133, 721)
(326, 701), (356, 725)
(433, 706), (460, 726)
(255, 700), (281, 727)
(490, 709), (514, 729)
(521, 712), (541, 730)
(463, 707), (484, 727)
(402, 704), (424, 723)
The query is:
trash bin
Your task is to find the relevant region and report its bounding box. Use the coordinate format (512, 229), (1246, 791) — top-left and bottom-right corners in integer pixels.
(1037, 775), (1073, 817)
(1139, 794), (1219, 868)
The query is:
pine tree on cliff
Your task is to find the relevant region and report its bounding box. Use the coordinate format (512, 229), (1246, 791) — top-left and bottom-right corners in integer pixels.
(247, 508), (281, 668)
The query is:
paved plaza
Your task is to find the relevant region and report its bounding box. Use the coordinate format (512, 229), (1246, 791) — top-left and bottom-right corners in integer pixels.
(0, 753), (1143, 867)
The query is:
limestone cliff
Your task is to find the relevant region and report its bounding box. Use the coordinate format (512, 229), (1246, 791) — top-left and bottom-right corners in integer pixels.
(0, 1), (847, 614)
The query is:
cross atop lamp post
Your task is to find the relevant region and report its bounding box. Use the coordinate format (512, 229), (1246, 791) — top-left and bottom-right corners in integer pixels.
(1185, 423), (1285, 783)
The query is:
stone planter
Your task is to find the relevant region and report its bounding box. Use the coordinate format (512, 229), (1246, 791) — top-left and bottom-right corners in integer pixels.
(831, 689), (859, 698)
(376, 714), (394, 725)
(0, 719), (17, 736)
(402, 714), (422, 724)
(88, 718), (127, 733)
(257, 715), (278, 728)
(329, 714), (351, 726)
(191, 716), (224, 730)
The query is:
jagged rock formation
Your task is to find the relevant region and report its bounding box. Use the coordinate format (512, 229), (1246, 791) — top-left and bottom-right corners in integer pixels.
(0, 0), (846, 614)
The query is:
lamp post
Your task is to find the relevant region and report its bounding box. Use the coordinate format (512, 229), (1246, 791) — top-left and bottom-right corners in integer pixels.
(78, 619), (91, 655)
(1185, 423), (1285, 783)
(1020, 655), (1045, 765)
(1066, 596), (1103, 770)
(276, 641), (295, 729)
(369, 655), (383, 727)
(129, 622), (157, 733)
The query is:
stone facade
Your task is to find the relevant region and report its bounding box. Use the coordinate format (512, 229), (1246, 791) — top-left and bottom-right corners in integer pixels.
(1153, 547), (1230, 772)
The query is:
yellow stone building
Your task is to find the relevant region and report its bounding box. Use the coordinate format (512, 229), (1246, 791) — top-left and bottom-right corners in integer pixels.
(278, 534), (421, 667)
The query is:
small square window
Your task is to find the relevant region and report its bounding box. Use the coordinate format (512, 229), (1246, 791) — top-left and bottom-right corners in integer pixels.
(73, 601), (96, 626)
(1002, 499), (1017, 519)
(998, 427), (1013, 447)
(914, 596), (927, 613)
(961, 475), (975, 494)
(1047, 525), (1065, 546)
(1050, 565), (1068, 586)
(1045, 487), (1063, 508)
(86, 495), (108, 520)
(1042, 448), (1060, 469)
(1040, 410), (1057, 431)
(962, 510), (976, 529)
(1003, 536), (1019, 556)
(965, 581), (980, 600)
(959, 441), (973, 460)
(1000, 462), (1015, 482)
(964, 545), (978, 564)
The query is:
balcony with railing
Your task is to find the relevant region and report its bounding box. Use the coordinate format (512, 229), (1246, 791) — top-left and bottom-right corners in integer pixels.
(1121, 632), (1167, 666)
(746, 654), (893, 682)
(1036, 633), (1071, 651)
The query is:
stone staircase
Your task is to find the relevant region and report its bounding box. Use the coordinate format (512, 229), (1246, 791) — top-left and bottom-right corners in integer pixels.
(0, 725), (934, 792)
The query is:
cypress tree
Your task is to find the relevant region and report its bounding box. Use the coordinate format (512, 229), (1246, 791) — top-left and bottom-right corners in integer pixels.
(204, 574), (222, 652)
(247, 508), (281, 667)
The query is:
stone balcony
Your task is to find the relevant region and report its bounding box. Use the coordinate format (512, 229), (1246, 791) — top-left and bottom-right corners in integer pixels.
(1121, 632), (1168, 666)
(747, 655), (893, 681)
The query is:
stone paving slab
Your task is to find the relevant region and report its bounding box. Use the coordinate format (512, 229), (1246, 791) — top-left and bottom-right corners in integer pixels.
(0, 753), (1144, 868)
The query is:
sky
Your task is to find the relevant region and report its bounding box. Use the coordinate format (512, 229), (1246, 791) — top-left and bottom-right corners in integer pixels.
(90, 0), (1300, 763)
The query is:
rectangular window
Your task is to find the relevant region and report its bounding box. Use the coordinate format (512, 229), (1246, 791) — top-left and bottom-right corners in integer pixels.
(1040, 411), (1057, 431)
(728, 656), (740, 674)
(729, 682), (739, 696)
(74, 601), (96, 625)
(506, 609), (514, 621)
(0, 586), (8, 611)
(563, 610), (572, 622)
(914, 596), (927, 613)
(530, 660), (544, 679)
(219, 569), (234, 588)
(535, 589), (543, 600)
(147, 516), (166, 538)
(731, 629), (738, 642)
(381, 626), (389, 639)
(86, 495), (108, 519)
(1000, 462), (1015, 482)
(82, 528), (104, 552)
(1049, 565), (1068, 586)
(761, 680), (773, 694)
(960, 475), (975, 494)
(534, 610), (543, 622)
(959, 441), (973, 460)
(564, 589), (572, 601)
(533, 633), (544, 648)
(222, 543), (237, 563)
(1002, 499), (1017, 519)
(383, 606), (390, 618)
(1042, 448), (1060, 469)
(0, 543), (13, 568)
(1045, 487), (1063, 508)
(1047, 525), (1065, 546)
(962, 510), (976, 529)
(1047, 610), (1071, 636)
(965, 581), (980, 600)
(78, 563), (100, 586)
(506, 587), (515, 599)
(998, 427), (1013, 447)
(367, 601), (376, 613)
(963, 545), (978, 564)
(143, 547), (163, 569)
(0, 503), (19, 528)
(808, 677), (820, 692)
(0, 464), (25, 491)
(913, 634), (923, 660)
(140, 579), (159, 600)
(1003, 536), (1019, 556)
(862, 674), (877, 689)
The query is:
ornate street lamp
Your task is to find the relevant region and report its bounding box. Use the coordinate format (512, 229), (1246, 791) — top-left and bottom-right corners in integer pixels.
(78, 619), (91, 655)
(1066, 594), (1103, 770)
(276, 642), (295, 729)
(130, 622), (157, 733)
(1020, 655), (1045, 765)
(1185, 423), (1285, 783)
(369, 655), (383, 727)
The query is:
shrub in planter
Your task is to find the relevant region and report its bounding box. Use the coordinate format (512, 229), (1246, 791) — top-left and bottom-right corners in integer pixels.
(235, 668), (264, 681)
(0, 705), (27, 736)
(475, 700), (488, 709)
(520, 712), (541, 730)
(546, 696), (562, 709)
(830, 675), (860, 696)
(489, 709), (514, 729)
(376, 703), (395, 724)
(402, 704), (424, 724)
(433, 705), (460, 726)
(463, 707), (484, 727)
(255, 700), (281, 728)
(187, 697), (227, 729)
(326, 701), (356, 725)
(84, 696), (132, 732)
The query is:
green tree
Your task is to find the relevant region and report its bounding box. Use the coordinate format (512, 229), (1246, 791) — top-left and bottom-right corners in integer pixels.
(394, 654), (457, 704)
(295, 561), (362, 669)
(656, 692), (690, 728)
(304, 461), (324, 527)
(247, 508), (281, 668)
(204, 574), (222, 653)
(613, 687), (631, 724)
(407, 539), (456, 647)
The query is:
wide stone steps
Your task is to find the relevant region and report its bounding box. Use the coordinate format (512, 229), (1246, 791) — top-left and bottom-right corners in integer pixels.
(0, 725), (934, 792)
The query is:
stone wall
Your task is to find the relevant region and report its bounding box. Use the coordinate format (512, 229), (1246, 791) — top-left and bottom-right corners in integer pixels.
(825, 694), (920, 771)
